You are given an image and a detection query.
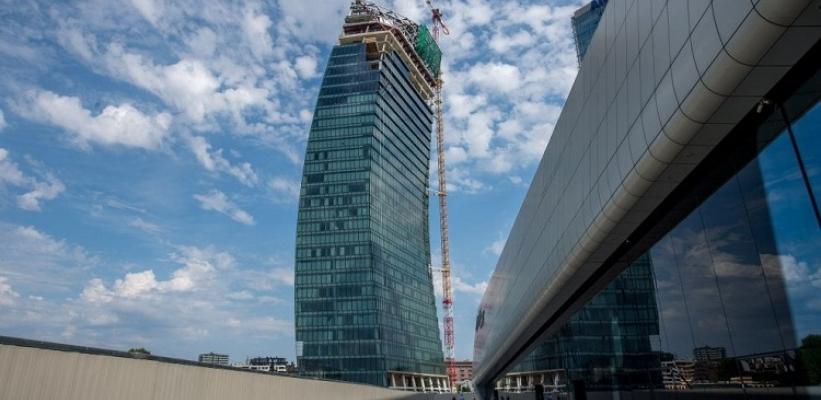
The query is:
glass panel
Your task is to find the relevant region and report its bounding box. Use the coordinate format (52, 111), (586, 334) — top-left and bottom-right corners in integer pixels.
(789, 101), (821, 221)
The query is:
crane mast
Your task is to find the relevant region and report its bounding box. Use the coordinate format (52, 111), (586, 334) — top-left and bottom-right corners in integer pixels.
(426, 0), (456, 391)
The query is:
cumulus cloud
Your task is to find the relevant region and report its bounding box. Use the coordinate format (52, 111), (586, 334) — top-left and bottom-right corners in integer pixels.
(16, 173), (65, 211)
(425, 0), (581, 185)
(294, 55), (318, 79)
(25, 90), (171, 150)
(82, 245), (237, 304)
(466, 62), (522, 93)
(431, 271), (487, 298)
(0, 148), (65, 211)
(454, 276), (488, 296)
(277, 0), (349, 43)
(187, 136), (259, 187)
(102, 48), (252, 125)
(242, 6), (274, 59)
(0, 208), (291, 357)
(0, 276), (20, 306)
(193, 190), (255, 225)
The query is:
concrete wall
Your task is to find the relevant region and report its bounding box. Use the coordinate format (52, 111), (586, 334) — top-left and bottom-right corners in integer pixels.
(473, 0), (821, 391)
(0, 343), (440, 400)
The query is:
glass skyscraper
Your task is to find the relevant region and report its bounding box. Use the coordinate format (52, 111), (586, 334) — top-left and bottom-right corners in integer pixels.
(571, 0), (609, 64)
(506, 255), (660, 391)
(294, 3), (446, 389)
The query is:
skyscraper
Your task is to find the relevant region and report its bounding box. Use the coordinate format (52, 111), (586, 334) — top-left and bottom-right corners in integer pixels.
(505, 255), (660, 391)
(571, 0), (608, 64)
(294, 2), (448, 390)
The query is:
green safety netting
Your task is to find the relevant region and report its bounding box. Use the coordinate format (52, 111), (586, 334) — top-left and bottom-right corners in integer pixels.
(414, 26), (442, 77)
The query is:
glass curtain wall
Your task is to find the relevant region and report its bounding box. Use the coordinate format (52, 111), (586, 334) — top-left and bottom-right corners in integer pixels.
(295, 43), (444, 386)
(506, 52), (821, 399)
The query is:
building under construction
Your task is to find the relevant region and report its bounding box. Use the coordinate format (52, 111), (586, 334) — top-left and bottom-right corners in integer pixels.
(294, 1), (452, 392)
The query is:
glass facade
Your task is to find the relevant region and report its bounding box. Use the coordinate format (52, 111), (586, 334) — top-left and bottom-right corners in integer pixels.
(509, 255), (661, 391)
(294, 43), (445, 386)
(506, 53), (821, 397)
(571, 0), (608, 64)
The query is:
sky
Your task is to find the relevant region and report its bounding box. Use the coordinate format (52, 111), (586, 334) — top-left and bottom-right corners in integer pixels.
(0, 0), (582, 362)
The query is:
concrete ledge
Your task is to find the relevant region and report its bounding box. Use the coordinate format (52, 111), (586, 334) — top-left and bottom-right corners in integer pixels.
(0, 336), (427, 400)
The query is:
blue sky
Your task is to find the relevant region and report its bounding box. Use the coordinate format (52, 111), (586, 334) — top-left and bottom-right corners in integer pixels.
(0, 0), (582, 362)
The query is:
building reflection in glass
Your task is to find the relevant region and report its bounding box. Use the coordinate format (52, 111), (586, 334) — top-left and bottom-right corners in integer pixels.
(502, 58), (821, 398)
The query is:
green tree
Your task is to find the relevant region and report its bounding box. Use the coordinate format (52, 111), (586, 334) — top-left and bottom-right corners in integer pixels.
(798, 335), (821, 385)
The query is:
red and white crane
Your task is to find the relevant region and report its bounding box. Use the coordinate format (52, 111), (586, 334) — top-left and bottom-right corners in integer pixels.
(424, 0), (456, 391)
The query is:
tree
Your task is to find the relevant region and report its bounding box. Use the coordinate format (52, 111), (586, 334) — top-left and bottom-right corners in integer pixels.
(798, 335), (821, 385)
(128, 347), (151, 356)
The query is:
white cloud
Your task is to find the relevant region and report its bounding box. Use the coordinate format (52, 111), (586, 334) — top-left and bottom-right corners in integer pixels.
(269, 177), (300, 203)
(272, 267), (295, 286)
(187, 136), (259, 187)
(0, 223), (97, 292)
(25, 90), (171, 150)
(193, 190), (255, 225)
(102, 45), (272, 127)
(446, 167), (487, 193)
(82, 246), (235, 304)
(242, 7), (274, 59)
(130, 0), (163, 26)
(0, 148), (65, 211)
(277, 0), (349, 43)
(430, 270), (487, 298)
(129, 217), (162, 234)
(489, 30), (536, 53)
(226, 291), (254, 301)
(771, 254), (821, 289)
(114, 270), (159, 298)
(486, 237), (506, 257)
(454, 276), (488, 296)
(241, 266), (295, 290)
(17, 173), (65, 211)
(0, 276), (20, 306)
(0, 148), (26, 186)
(466, 62), (522, 93)
(81, 278), (114, 304)
(294, 55), (318, 79)
(0, 109), (6, 131)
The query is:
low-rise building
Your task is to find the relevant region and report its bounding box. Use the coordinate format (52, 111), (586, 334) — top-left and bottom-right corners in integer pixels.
(198, 352), (229, 366)
(233, 357), (289, 374)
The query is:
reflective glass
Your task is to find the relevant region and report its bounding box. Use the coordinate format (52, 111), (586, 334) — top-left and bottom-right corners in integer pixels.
(503, 62), (821, 398)
(294, 43), (444, 386)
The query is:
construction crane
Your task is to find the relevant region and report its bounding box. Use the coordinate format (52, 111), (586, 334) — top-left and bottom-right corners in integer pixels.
(424, 0), (456, 391)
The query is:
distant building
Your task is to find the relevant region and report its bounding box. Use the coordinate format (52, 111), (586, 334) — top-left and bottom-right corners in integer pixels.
(694, 346), (727, 362)
(570, 0), (608, 64)
(250, 357), (288, 373)
(233, 357), (289, 373)
(198, 352), (229, 366)
(505, 256), (659, 391)
(661, 360), (695, 390)
(453, 360), (473, 383)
